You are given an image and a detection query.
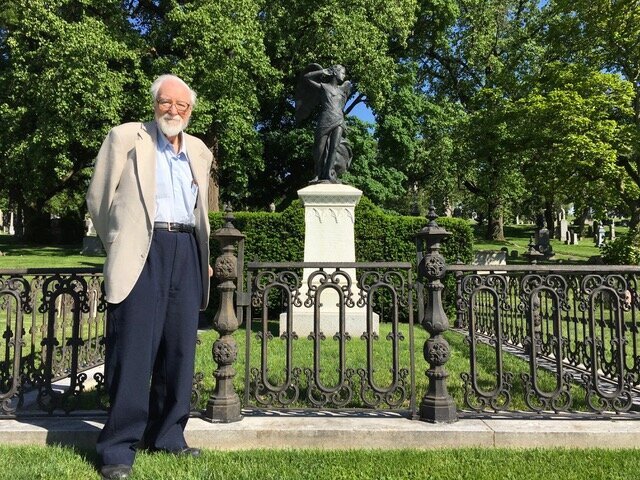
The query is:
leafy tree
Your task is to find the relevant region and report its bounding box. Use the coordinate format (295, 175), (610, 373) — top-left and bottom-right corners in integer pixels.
(0, 0), (144, 240)
(143, 0), (281, 208)
(550, 0), (640, 225)
(513, 63), (636, 230)
(408, 0), (550, 238)
(251, 0), (419, 208)
(341, 117), (407, 209)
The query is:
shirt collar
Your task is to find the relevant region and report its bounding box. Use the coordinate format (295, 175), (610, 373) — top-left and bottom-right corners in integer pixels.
(156, 123), (188, 157)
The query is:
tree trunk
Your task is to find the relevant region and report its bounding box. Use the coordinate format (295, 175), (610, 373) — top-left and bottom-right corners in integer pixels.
(629, 206), (640, 231)
(544, 200), (554, 233)
(22, 204), (51, 243)
(486, 200), (505, 240)
(574, 207), (590, 237)
(208, 176), (219, 212)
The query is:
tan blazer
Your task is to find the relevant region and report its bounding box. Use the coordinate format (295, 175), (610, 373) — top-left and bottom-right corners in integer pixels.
(86, 121), (213, 309)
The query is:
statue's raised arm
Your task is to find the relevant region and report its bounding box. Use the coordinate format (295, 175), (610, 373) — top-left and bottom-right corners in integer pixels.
(295, 63), (353, 184)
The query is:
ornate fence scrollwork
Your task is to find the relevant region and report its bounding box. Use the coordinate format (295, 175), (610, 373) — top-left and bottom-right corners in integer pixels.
(452, 264), (640, 414)
(245, 261), (415, 414)
(0, 269), (106, 417)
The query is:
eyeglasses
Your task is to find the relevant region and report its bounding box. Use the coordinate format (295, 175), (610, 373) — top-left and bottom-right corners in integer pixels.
(156, 98), (191, 114)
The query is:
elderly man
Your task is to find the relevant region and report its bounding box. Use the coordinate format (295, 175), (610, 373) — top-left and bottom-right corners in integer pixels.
(87, 74), (213, 480)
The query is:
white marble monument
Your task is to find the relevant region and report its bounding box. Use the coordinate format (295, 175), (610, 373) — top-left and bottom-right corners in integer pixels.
(279, 183), (379, 336)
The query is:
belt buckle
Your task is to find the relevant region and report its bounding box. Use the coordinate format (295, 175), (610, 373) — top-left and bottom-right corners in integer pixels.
(167, 223), (176, 232)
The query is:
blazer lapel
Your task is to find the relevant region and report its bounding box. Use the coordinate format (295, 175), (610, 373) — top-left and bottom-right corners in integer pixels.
(135, 122), (157, 227)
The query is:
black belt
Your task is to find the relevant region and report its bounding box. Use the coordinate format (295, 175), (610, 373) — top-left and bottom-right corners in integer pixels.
(153, 222), (195, 233)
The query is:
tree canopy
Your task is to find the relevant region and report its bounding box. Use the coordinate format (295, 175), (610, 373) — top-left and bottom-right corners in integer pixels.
(1, 0), (638, 240)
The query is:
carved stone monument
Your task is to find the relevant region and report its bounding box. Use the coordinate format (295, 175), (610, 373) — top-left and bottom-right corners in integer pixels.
(596, 224), (606, 247)
(556, 209), (568, 242)
(81, 214), (104, 255)
(278, 183), (379, 336)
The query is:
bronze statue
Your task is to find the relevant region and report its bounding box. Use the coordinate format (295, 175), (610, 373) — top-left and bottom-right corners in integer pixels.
(295, 64), (353, 183)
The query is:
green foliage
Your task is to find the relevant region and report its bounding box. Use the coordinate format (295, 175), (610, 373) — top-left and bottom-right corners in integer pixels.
(341, 118), (407, 209)
(600, 230), (640, 265)
(0, 0), (144, 236)
(209, 196), (473, 267)
(513, 63), (636, 219)
(152, 0), (280, 203)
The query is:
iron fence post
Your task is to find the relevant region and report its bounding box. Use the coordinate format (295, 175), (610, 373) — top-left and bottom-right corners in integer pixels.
(204, 207), (244, 423)
(416, 203), (458, 423)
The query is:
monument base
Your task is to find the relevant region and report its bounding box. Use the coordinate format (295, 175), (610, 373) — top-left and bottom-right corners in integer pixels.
(80, 236), (104, 256)
(279, 310), (379, 337)
(277, 182), (379, 337)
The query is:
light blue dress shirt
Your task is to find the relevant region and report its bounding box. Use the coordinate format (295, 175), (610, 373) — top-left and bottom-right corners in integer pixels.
(154, 126), (197, 225)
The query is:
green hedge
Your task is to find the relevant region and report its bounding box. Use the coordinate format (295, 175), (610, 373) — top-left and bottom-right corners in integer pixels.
(209, 196), (473, 267)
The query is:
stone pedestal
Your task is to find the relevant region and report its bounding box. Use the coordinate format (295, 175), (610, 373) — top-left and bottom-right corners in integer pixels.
(279, 183), (379, 336)
(81, 236), (104, 255)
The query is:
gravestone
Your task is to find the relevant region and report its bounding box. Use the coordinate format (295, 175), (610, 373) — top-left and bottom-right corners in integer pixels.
(536, 227), (551, 253)
(80, 215), (104, 255)
(595, 225), (606, 247)
(609, 221), (616, 240)
(278, 183), (378, 336)
(558, 219), (568, 242)
(566, 228), (579, 245)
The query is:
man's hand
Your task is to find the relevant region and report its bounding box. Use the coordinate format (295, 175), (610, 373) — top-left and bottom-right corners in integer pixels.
(208, 264), (213, 277)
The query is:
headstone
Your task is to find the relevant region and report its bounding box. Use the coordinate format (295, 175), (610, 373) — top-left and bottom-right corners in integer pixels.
(596, 225), (606, 247)
(537, 227), (550, 251)
(567, 230), (579, 245)
(609, 221), (616, 240)
(472, 251), (507, 266)
(534, 226), (554, 257)
(80, 215), (104, 255)
(278, 184), (378, 336)
(557, 218), (568, 242)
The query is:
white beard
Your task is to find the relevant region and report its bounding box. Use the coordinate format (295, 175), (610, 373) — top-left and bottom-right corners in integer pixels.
(157, 113), (188, 138)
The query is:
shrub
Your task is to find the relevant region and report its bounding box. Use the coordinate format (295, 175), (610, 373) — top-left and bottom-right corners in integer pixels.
(600, 230), (640, 265)
(209, 196), (473, 267)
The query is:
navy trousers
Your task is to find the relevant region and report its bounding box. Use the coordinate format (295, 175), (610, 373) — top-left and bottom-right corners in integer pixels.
(97, 230), (202, 466)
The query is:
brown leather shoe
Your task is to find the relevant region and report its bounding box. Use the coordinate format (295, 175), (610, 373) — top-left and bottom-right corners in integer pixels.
(100, 464), (131, 480)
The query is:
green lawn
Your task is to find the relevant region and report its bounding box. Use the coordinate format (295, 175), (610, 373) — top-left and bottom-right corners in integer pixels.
(472, 224), (606, 263)
(0, 221), (609, 269)
(0, 234), (104, 268)
(0, 445), (638, 480)
(191, 323), (592, 413)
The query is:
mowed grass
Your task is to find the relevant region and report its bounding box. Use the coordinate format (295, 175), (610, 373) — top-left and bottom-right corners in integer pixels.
(193, 323), (592, 413)
(0, 445), (639, 480)
(0, 221), (610, 269)
(0, 234), (104, 268)
(472, 224), (606, 262)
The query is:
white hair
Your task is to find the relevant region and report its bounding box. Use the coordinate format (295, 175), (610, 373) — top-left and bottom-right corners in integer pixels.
(150, 74), (197, 107)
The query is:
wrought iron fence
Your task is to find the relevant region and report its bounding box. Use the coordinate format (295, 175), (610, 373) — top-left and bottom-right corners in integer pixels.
(3, 211), (640, 423)
(452, 265), (640, 414)
(0, 268), (107, 416)
(242, 261), (416, 415)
